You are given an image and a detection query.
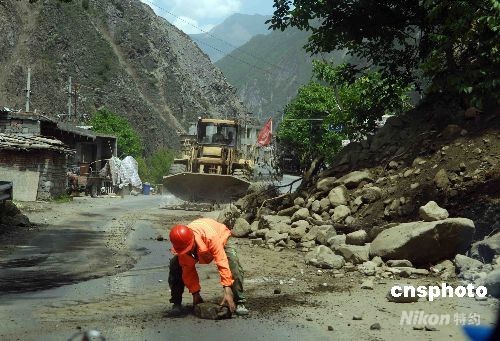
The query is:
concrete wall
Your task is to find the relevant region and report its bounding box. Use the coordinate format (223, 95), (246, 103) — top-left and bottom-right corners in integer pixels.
(0, 150), (67, 201)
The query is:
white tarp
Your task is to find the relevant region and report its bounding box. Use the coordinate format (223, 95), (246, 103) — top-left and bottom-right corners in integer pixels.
(107, 156), (142, 189)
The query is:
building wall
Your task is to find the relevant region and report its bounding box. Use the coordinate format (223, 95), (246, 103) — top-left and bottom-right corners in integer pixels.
(0, 150), (67, 200)
(0, 118), (41, 134)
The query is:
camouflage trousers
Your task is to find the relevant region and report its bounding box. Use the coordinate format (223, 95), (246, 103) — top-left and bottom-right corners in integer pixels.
(168, 237), (246, 304)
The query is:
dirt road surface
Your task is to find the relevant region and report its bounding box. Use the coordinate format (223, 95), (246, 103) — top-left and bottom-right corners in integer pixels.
(0, 196), (497, 340)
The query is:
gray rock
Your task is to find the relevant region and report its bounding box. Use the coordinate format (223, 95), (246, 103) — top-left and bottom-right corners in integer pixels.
(194, 302), (231, 320)
(289, 224), (308, 241)
(432, 260), (456, 279)
(250, 221), (260, 232)
(291, 208), (310, 222)
(361, 278), (374, 289)
(231, 218), (251, 237)
(302, 225), (319, 242)
(319, 197), (331, 211)
(361, 186), (382, 204)
(291, 219), (310, 229)
(368, 223), (398, 241)
(470, 232), (500, 263)
(346, 230), (368, 246)
(454, 254), (483, 273)
(328, 185), (349, 207)
(255, 228), (269, 238)
(387, 260), (413, 267)
(312, 213), (323, 221)
(311, 200), (321, 213)
(370, 218), (475, 266)
(294, 197), (305, 206)
(305, 245), (345, 269)
(332, 205), (351, 222)
(250, 238), (264, 246)
(335, 244), (370, 264)
(370, 323), (381, 330)
(484, 268), (500, 298)
(371, 256), (384, 267)
(389, 161), (399, 169)
(265, 230), (289, 244)
(216, 204), (240, 227)
(316, 225), (337, 245)
(259, 215), (292, 230)
(336, 170), (374, 189)
(277, 206), (297, 216)
(434, 169), (450, 189)
(358, 261), (377, 275)
(345, 216), (355, 225)
(419, 201), (449, 221)
(327, 234), (346, 249)
(316, 177), (337, 192)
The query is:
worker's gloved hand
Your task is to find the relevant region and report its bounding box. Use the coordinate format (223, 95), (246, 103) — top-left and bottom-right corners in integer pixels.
(192, 292), (204, 306)
(221, 286), (236, 312)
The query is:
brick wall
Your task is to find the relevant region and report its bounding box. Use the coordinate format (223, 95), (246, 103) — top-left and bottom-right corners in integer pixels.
(0, 150), (67, 200)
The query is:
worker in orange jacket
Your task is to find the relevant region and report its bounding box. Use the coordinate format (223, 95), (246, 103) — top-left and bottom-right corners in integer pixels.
(168, 218), (248, 316)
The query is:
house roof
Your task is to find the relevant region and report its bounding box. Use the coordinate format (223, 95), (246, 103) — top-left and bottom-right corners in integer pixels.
(0, 133), (74, 154)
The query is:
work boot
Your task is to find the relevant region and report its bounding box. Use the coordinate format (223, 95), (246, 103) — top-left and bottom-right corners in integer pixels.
(235, 304), (249, 316)
(166, 304), (186, 317)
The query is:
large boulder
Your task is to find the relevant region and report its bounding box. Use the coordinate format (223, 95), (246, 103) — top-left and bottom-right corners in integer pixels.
(454, 254), (483, 273)
(484, 268), (500, 298)
(470, 232), (500, 263)
(2, 213), (31, 227)
(335, 170), (374, 189)
(332, 205), (351, 222)
(291, 208), (310, 222)
(335, 244), (370, 264)
(231, 218), (251, 237)
(305, 245), (345, 269)
(328, 185), (349, 207)
(369, 218), (475, 266)
(419, 201), (449, 221)
(316, 177), (337, 192)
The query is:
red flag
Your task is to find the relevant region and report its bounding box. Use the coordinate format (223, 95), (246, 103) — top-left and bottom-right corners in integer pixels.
(256, 117), (273, 146)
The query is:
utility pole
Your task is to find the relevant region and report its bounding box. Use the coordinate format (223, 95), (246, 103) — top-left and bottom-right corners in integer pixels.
(25, 68), (31, 112)
(67, 76), (72, 117)
(72, 83), (79, 120)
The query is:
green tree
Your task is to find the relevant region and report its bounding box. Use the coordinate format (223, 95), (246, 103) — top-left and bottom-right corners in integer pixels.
(278, 61), (411, 165)
(268, 0), (499, 107)
(90, 108), (143, 158)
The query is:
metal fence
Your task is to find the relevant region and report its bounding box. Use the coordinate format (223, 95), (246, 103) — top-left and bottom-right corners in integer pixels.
(0, 181), (13, 202)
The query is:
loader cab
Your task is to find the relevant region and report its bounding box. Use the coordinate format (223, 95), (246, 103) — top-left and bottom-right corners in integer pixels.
(197, 119), (238, 147)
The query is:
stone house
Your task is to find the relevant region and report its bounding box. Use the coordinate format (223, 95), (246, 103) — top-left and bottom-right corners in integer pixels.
(0, 133), (73, 201)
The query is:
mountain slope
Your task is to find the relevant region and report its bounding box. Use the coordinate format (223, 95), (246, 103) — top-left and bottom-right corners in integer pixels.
(190, 13), (271, 62)
(216, 28), (349, 121)
(0, 0), (245, 153)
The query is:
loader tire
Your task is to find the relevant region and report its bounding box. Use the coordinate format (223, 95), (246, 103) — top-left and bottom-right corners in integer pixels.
(169, 164), (187, 175)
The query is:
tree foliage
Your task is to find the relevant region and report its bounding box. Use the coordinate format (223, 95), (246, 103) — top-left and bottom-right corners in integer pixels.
(137, 149), (175, 184)
(90, 108), (143, 158)
(268, 0), (499, 107)
(278, 61), (411, 165)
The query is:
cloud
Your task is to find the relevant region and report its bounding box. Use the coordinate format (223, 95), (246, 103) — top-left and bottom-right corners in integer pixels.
(143, 0), (241, 19)
(172, 16), (215, 34)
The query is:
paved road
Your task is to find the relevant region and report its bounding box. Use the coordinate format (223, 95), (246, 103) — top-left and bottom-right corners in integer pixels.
(0, 196), (330, 341)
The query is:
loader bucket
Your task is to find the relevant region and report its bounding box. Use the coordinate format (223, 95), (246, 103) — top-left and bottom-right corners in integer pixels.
(163, 173), (250, 203)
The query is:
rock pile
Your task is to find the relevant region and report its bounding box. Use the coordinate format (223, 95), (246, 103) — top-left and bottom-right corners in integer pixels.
(224, 196), (500, 298)
(0, 202), (30, 227)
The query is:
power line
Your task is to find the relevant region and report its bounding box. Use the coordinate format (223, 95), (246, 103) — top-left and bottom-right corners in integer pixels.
(141, 0), (288, 74)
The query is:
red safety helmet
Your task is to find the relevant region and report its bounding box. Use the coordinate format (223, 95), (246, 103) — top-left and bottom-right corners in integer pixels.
(169, 224), (194, 255)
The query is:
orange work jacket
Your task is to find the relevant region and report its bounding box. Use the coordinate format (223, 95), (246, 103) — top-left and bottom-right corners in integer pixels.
(177, 218), (233, 293)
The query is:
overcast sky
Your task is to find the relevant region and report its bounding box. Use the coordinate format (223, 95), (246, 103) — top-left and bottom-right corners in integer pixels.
(141, 0), (275, 34)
